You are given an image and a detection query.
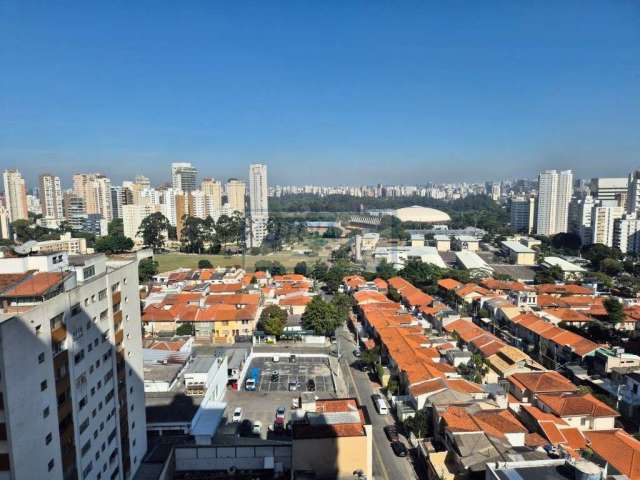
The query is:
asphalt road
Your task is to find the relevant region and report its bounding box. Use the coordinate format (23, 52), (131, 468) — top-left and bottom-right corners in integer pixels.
(336, 325), (419, 480)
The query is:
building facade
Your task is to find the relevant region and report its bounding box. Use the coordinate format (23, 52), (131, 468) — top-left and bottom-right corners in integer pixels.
(536, 169), (573, 236)
(2, 169), (28, 222)
(39, 174), (64, 221)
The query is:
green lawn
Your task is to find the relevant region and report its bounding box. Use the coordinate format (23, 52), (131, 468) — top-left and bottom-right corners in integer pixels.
(154, 238), (347, 273)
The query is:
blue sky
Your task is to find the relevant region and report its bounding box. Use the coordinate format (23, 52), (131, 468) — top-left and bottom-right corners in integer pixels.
(1, 1), (639, 188)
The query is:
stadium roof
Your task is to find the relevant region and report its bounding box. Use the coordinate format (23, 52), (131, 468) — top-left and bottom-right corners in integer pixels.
(393, 206), (451, 223)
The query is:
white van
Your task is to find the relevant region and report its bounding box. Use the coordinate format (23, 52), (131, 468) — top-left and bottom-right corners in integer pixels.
(373, 395), (389, 415)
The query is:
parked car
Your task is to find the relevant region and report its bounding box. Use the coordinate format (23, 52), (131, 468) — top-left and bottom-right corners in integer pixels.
(276, 407), (286, 420)
(289, 354), (296, 363)
(245, 378), (256, 391)
(307, 379), (316, 392)
(273, 417), (285, 433)
(391, 441), (408, 457)
(273, 355), (280, 362)
(353, 349), (361, 358)
(288, 380), (299, 391)
(232, 407), (243, 422)
(383, 425), (399, 442)
(252, 421), (262, 436)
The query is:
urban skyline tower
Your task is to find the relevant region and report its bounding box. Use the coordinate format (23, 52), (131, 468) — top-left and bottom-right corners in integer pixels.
(38, 173), (64, 221)
(536, 169), (573, 236)
(170, 162), (197, 193)
(2, 169), (28, 222)
(249, 163), (268, 247)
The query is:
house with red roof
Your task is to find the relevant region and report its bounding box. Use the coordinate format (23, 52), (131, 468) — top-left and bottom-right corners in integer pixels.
(584, 429), (640, 480)
(534, 392), (619, 431)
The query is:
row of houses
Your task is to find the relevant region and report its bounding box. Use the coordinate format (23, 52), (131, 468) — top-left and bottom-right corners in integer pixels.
(346, 273), (640, 480)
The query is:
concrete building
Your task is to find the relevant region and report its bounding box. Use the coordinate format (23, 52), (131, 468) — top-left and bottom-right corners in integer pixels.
(2, 169), (28, 222)
(63, 191), (88, 230)
(39, 174), (64, 221)
(500, 240), (536, 266)
(536, 170), (573, 236)
(73, 173), (113, 221)
(122, 204), (162, 243)
(0, 251), (147, 479)
(591, 205), (617, 247)
(569, 195), (594, 245)
(249, 164), (269, 248)
(200, 179), (223, 219)
(509, 195), (535, 234)
(32, 232), (88, 255)
(171, 162), (197, 193)
(0, 207), (10, 240)
(434, 234), (451, 252)
(188, 190), (207, 219)
(615, 212), (640, 253)
(591, 177), (628, 207)
(225, 179), (245, 215)
(291, 398), (372, 480)
(541, 256), (586, 281)
(627, 169), (640, 213)
(453, 235), (480, 252)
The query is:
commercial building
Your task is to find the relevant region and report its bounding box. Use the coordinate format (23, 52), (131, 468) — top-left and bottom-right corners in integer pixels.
(540, 256), (586, 281)
(591, 177), (628, 207)
(170, 162), (197, 193)
(536, 170), (573, 236)
(500, 240), (536, 266)
(0, 251), (147, 479)
(32, 232), (88, 255)
(509, 196), (535, 234)
(2, 169), (28, 222)
(39, 174), (64, 221)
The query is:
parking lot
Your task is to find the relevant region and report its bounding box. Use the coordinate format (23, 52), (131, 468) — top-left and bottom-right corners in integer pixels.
(248, 355), (335, 394)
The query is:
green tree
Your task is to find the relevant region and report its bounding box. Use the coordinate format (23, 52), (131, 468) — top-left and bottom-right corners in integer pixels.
(176, 323), (195, 336)
(310, 261), (329, 281)
(138, 212), (171, 252)
(332, 293), (354, 318)
(94, 233), (134, 254)
(581, 243), (622, 270)
(138, 258), (159, 283)
(403, 408), (431, 438)
(388, 286), (402, 302)
(258, 305), (287, 337)
(322, 226), (342, 238)
(603, 297), (625, 324)
(198, 259), (213, 269)
(108, 218), (125, 237)
(551, 232), (582, 253)
(181, 216), (206, 253)
(294, 261), (308, 276)
(534, 265), (563, 284)
(375, 259), (396, 280)
(215, 214), (234, 247)
(302, 297), (344, 336)
(600, 258), (623, 276)
(360, 346), (380, 368)
(255, 260), (287, 276)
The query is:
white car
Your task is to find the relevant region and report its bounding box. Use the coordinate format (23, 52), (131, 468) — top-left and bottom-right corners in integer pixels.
(252, 420), (262, 435)
(232, 407), (242, 422)
(273, 355), (280, 363)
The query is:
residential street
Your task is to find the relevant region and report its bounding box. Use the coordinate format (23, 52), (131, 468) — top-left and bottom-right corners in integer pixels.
(336, 325), (419, 480)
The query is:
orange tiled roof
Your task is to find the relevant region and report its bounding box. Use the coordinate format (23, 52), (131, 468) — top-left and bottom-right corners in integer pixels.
(455, 283), (491, 298)
(353, 290), (391, 305)
(585, 430), (640, 480)
(279, 296), (312, 306)
(535, 284), (593, 296)
(373, 278), (388, 290)
(438, 278), (463, 291)
(205, 293), (261, 306)
(480, 278), (529, 292)
(2, 271), (68, 297)
(508, 371), (577, 395)
(343, 275), (366, 289)
(537, 393), (619, 418)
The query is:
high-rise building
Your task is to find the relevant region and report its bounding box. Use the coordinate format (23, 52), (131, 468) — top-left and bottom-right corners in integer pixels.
(134, 175), (151, 189)
(122, 203), (162, 242)
(590, 177), (628, 207)
(0, 252), (146, 479)
(536, 169), (573, 236)
(171, 163), (197, 193)
(0, 206), (10, 239)
(591, 206), (617, 247)
(569, 195), (595, 245)
(627, 170), (640, 214)
(73, 173), (113, 221)
(175, 193), (188, 241)
(188, 190), (207, 219)
(63, 191), (88, 230)
(2, 169), (28, 222)
(615, 213), (640, 254)
(225, 179), (246, 215)
(509, 196), (535, 234)
(249, 164), (269, 247)
(110, 186), (124, 219)
(38, 174), (64, 221)
(201, 179), (223, 219)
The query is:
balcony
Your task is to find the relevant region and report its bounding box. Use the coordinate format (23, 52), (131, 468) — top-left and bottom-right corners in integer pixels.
(115, 329), (124, 345)
(51, 324), (68, 343)
(112, 291), (121, 305)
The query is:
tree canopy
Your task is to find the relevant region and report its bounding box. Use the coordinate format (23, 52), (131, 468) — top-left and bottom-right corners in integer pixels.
(138, 258), (159, 283)
(255, 260), (287, 276)
(603, 297), (624, 324)
(138, 212), (171, 252)
(301, 296), (349, 336)
(258, 305), (287, 337)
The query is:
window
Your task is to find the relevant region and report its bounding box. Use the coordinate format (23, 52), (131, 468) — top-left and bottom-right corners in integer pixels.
(98, 289), (107, 301)
(100, 310), (108, 322)
(111, 283), (120, 293)
(79, 396), (88, 410)
(81, 440), (92, 457)
(48, 459), (55, 471)
(45, 433), (53, 445)
(49, 313), (64, 330)
(91, 387), (95, 396)
(84, 266), (96, 279)
(43, 406), (50, 418)
(40, 380), (47, 391)
(79, 418), (90, 434)
(71, 303), (82, 316)
(84, 298), (89, 306)
(74, 350), (85, 364)
(38, 352), (45, 364)
(94, 338), (99, 347)
(35, 324), (42, 335)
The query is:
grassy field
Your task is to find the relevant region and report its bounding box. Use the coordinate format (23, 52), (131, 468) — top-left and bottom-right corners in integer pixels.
(155, 238), (344, 273)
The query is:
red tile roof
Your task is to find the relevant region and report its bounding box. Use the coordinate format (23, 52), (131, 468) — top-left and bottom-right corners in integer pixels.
(438, 278), (463, 291)
(508, 371), (577, 395)
(585, 430), (640, 480)
(536, 393), (619, 418)
(1, 271), (68, 297)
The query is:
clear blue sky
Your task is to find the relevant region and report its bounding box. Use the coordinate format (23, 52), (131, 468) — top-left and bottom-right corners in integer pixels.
(1, 1), (639, 188)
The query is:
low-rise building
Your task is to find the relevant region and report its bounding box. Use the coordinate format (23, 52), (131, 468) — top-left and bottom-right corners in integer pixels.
(501, 240), (536, 266)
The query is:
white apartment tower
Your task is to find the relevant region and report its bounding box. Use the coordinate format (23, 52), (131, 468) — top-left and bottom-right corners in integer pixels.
(591, 206), (616, 247)
(2, 169), (28, 222)
(249, 164), (268, 247)
(225, 179), (246, 215)
(39, 174), (64, 221)
(536, 169), (573, 236)
(616, 213), (640, 254)
(0, 252), (146, 480)
(73, 174), (113, 222)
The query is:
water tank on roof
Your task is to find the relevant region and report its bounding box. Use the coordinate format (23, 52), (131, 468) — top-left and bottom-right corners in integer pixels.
(574, 459), (601, 480)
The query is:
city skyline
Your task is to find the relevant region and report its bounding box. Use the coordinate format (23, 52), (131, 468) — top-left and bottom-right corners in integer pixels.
(2, 1), (639, 186)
